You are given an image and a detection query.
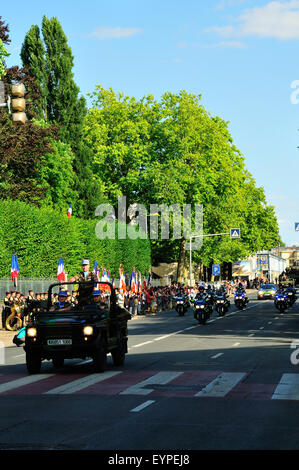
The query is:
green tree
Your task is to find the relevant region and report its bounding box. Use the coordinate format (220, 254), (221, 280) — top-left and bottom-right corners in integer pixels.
(0, 16), (10, 79)
(21, 16), (104, 217)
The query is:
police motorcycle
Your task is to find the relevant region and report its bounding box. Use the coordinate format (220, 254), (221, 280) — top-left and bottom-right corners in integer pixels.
(214, 287), (230, 317)
(285, 284), (297, 307)
(234, 284), (249, 310)
(192, 288), (213, 325)
(205, 285), (215, 307)
(274, 285), (288, 313)
(174, 289), (189, 316)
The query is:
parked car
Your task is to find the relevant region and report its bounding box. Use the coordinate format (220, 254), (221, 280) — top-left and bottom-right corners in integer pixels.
(257, 284), (277, 300)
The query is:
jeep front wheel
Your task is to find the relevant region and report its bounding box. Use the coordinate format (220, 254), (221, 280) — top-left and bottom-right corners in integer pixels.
(93, 341), (107, 372)
(26, 351), (41, 374)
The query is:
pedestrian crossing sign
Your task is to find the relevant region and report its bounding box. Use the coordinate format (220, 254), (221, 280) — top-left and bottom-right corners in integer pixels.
(295, 223), (299, 232)
(230, 228), (240, 239)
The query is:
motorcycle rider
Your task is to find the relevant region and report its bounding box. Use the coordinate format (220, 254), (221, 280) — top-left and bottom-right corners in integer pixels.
(235, 282), (249, 304)
(285, 282), (297, 306)
(195, 285), (207, 300)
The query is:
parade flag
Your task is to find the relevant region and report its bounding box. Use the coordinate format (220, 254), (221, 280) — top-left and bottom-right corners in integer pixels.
(101, 268), (110, 282)
(67, 204), (72, 218)
(93, 261), (100, 288)
(143, 271), (147, 289)
(11, 254), (20, 287)
(147, 271), (151, 287)
(130, 269), (137, 293)
(138, 272), (143, 292)
(57, 257), (66, 282)
(119, 267), (126, 292)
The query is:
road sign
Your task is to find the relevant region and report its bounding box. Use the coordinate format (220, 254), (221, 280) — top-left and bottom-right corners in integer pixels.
(230, 228), (240, 239)
(295, 223), (299, 232)
(212, 264), (220, 276)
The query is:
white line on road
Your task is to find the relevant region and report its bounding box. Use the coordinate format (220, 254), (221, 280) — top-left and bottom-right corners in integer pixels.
(120, 371), (183, 396)
(248, 334), (255, 337)
(211, 353), (223, 359)
(259, 327), (264, 330)
(232, 342), (240, 347)
(44, 371), (122, 395)
(130, 400), (155, 412)
(0, 374), (55, 394)
(272, 374), (299, 400)
(194, 372), (246, 397)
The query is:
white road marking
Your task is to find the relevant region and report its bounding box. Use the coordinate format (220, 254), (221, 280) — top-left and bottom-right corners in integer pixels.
(194, 372), (246, 397)
(259, 327), (264, 330)
(130, 400), (155, 412)
(131, 341), (153, 348)
(120, 371), (183, 396)
(211, 353), (223, 359)
(272, 374), (299, 400)
(44, 371), (122, 395)
(0, 374), (55, 394)
(233, 342), (240, 347)
(248, 334), (255, 337)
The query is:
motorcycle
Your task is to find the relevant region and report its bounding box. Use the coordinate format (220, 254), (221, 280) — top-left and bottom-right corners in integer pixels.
(193, 297), (212, 324)
(174, 296), (189, 316)
(215, 294), (230, 317)
(285, 290), (297, 307)
(274, 292), (288, 313)
(234, 291), (248, 310)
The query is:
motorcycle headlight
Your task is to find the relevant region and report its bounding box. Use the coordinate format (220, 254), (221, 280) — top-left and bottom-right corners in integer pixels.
(27, 327), (37, 337)
(200, 305), (205, 309)
(83, 326), (93, 336)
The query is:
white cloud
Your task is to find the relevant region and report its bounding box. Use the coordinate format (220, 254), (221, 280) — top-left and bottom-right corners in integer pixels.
(204, 40), (246, 48)
(90, 27), (142, 40)
(206, 1), (299, 40)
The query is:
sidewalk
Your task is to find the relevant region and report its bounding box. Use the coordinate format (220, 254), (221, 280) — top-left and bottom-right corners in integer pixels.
(0, 330), (17, 347)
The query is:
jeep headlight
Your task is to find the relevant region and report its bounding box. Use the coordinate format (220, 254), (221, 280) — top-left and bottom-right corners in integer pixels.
(27, 327), (37, 337)
(83, 326), (93, 336)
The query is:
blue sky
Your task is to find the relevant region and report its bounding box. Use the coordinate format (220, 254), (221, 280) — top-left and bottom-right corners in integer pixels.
(2, 0), (299, 246)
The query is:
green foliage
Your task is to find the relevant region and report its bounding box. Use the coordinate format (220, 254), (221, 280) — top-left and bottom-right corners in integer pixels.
(0, 199), (151, 279)
(84, 86), (280, 273)
(0, 39), (9, 79)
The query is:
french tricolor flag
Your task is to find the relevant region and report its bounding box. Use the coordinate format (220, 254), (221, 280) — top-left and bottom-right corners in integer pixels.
(11, 254), (20, 287)
(67, 204), (72, 218)
(57, 257), (66, 282)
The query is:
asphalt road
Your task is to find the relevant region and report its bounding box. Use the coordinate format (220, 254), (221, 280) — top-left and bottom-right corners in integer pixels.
(1, 291), (299, 455)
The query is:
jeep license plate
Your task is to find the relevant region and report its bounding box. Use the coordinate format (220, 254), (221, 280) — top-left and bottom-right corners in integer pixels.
(47, 339), (72, 346)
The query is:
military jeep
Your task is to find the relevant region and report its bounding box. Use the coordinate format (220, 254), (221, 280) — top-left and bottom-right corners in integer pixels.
(24, 281), (131, 374)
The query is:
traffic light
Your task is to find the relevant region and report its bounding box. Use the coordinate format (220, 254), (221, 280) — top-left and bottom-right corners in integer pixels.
(11, 83), (26, 124)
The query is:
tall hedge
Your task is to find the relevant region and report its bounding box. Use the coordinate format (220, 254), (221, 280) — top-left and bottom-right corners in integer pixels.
(0, 200), (151, 279)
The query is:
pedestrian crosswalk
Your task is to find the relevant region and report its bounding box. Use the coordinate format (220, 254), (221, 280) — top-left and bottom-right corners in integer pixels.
(0, 368), (299, 400)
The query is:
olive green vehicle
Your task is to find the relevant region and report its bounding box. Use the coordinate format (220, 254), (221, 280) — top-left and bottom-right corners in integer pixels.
(24, 281), (131, 375)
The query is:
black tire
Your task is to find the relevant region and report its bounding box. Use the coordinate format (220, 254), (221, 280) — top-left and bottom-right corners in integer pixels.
(111, 337), (127, 366)
(26, 351), (41, 375)
(52, 357), (64, 369)
(93, 340), (107, 372)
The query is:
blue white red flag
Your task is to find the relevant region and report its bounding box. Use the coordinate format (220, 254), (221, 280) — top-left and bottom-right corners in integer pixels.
(57, 257), (66, 282)
(11, 254), (20, 287)
(119, 267), (126, 292)
(147, 271), (151, 286)
(67, 204), (72, 218)
(130, 269), (137, 293)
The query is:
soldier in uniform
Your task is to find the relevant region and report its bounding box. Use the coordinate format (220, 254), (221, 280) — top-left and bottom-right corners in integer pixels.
(2, 291), (11, 329)
(69, 260), (97, 307)
(92, 289), (109, 318)
(50, 291), (73, 311)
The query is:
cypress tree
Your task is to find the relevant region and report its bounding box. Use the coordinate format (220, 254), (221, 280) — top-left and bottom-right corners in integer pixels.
(21, 15), (105, 218)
